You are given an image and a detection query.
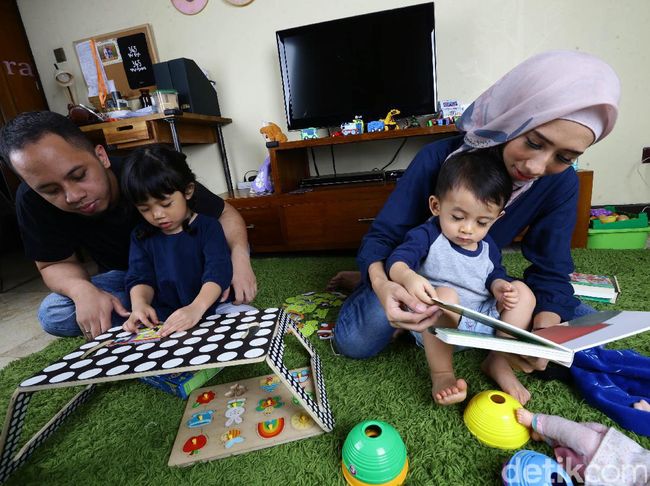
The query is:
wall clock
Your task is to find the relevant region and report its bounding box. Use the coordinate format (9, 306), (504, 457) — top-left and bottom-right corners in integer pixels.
(171, 0), (209, 15)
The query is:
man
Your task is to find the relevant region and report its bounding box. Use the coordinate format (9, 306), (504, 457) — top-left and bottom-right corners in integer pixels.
(0, 111), (257, 339)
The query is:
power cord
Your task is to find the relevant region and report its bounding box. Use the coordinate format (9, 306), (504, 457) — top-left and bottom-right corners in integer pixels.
(243, 170), (258, 182)
(309, 147), (320, 176)
(380, 138), (408, 171)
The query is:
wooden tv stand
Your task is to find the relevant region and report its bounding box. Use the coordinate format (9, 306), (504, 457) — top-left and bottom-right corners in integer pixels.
(222, 126), (593, 253)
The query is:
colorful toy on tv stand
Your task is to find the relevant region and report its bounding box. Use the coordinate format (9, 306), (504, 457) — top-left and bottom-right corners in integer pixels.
(383, 109), (400, 130)
(300, 127), (319, 140)
(341, 116), (364, 136)
(341, 420), (409, 486)
(260, 121), (288, 148)
(367, 120), (384, 132)
(502, 450), (574, 486)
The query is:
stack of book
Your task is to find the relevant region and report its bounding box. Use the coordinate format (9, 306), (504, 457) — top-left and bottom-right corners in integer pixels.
(569, 272), (620, 304)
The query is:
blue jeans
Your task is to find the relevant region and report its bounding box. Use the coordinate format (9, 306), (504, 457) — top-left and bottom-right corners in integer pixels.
(38, 270), (130, 337)
(333, 282), (597, 359)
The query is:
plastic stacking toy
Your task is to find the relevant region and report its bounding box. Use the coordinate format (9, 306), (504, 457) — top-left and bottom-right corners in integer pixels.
(463, 390), (530, 449)
(341, 420), (408, 486)
(502, 450), (574, 485)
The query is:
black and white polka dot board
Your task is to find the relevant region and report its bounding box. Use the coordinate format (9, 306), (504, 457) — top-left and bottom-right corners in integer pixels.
(0, 308), (290, 481)
(168, 366), (323, 466)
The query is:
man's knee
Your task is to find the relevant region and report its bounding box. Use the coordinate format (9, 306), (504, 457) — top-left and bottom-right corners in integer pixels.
(38, 293), (81, 337)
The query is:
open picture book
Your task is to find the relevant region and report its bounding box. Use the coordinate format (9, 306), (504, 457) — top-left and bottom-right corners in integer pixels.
(430, 299), (650, 367)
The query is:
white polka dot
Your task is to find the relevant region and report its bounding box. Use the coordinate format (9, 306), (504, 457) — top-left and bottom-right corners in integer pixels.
(149, 350), (168, 359)
(106, 364), (129, 376)
(112, 345), (132, 354)
(214, 326), (230, 333)
(170, 331), (187, 338)
(255, 328), (272, 337)
(184, 337), (201, 345)
(174, 347), (193, 356)
(80, 342), (99, 350)
(245, 309), (260, 316)
(191, 328), (209, 336)
(44, 362), (67, 372)
(264, 307), (279, 313)
(108, 326), (122, 332)
(134, 361), (157, 372)
(244, 348), (265, 359)
(205, 314), (221, 320)
(160, 339), (179, 348)
(97, 356), (118, 366)
(136, 342), (155, 351)
(50, 371), (75, 383)
(221, 319), (236, 325)
(240, 316), (257, 322)
(63, 351), (84, 360)
(122, 352), (143, 363)
(231, 331), (248, 339)
(190, 355), (211, 365)
(225, 312), (240, 318)
(224, 340), (243, 350)
(261, 314), (277, 320)
(96, 333), (112, 340)
(199, 320), (216, 328)
(199, 343), (219, 353)
(78, 368), (102, 380)
(260, 320), (275, 328)
(217, 351), (238, 362)
(162, 358), (184, 369)
(207, 334), (225, 342)
(20, 375), (47, 387)
(116, 331), (132, 338)
(95, 348), (109, 356)
(250, 338), (268, 347)
(70, 359), (93, 369)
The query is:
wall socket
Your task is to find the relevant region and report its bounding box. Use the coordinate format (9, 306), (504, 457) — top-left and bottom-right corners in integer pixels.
(644, 147), (650, 163)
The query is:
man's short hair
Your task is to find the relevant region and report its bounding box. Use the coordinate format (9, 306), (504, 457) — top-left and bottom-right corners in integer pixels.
(0, 111), (95, 172)
(436, 151), (513, 209)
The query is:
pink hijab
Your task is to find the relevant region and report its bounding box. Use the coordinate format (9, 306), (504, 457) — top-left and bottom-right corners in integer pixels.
(453, 50), (620, 154)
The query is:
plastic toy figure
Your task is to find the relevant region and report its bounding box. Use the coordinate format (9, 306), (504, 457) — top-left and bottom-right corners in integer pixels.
(367, 120), (384, 132)
(383, 109), (400, 130)
(300, 127), (318, 140)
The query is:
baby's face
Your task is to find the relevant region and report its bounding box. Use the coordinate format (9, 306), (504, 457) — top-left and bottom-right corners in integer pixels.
(429, 187), (503, 250)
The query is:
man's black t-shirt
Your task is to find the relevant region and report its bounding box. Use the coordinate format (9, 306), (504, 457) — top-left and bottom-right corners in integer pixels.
(15, 157), (225, 272)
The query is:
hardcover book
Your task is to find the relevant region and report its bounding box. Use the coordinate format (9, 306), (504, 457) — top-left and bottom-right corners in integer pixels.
(569, 272), (620, 303)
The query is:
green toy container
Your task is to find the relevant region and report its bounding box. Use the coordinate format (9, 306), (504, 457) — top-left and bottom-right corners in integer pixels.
(590, 207), (648, 230)
(587, 226), (650, 249)
(341, 420), (408, 485)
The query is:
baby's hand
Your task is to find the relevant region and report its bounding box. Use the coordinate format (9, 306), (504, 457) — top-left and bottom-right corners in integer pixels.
(122, 305), (159, 334)
(492, 279), (519, 310)
(403, 272), (438, 307)
(160, 305), (203, 337)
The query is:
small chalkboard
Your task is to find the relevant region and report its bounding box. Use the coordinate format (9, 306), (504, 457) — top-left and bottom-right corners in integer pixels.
(117, 32), (155, 89)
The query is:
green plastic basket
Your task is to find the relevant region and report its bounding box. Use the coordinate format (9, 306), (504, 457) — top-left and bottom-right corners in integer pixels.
(590, 207), (648, 230)
(587, 226), (650, 249)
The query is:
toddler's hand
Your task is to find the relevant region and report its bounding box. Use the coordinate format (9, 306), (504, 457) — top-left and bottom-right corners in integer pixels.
(122, 305), (159, 333)
(403, 273), (439, 307)
(161, 305), (203, 337)
(493, 279), (519, 310)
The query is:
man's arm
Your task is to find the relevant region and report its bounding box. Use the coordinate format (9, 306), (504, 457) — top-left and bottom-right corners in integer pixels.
(37, 255), (129, 338)
(218, 202), (257, 304)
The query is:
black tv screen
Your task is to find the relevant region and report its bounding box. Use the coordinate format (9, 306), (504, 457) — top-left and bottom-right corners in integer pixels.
(276, 3), (437, 130)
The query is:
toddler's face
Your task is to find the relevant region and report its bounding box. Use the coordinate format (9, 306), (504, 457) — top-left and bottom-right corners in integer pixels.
(430, 187), (503, 250)
(135, 186), (193, 235)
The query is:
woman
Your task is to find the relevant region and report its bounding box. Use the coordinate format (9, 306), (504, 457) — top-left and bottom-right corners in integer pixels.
(333, 50), (620, 370)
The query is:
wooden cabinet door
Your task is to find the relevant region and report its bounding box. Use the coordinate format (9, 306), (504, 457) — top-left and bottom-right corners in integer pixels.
(236, 206), (284, 252)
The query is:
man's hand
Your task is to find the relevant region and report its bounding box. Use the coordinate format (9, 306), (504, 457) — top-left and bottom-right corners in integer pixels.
(225, 249), (257, 304)
(373, 277), (440, 332)
(73, 285), (130, 339)
(492, 279), (519, 311)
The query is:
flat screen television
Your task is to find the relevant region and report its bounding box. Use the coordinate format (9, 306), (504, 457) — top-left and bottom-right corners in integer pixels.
(276, 3), (437, 131)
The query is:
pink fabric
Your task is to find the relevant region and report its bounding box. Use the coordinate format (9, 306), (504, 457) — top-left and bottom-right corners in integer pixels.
(453, 50), (620, 152)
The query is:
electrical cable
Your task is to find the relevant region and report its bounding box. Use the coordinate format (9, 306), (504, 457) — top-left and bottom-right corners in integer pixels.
(330, 145), (336, 175)
(380, 138), (408, 171)
(310, 147), (320, 176)
(243, 169), (258, 182)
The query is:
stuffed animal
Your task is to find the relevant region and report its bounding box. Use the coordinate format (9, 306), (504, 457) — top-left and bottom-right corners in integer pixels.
(260, 122), (288, 143)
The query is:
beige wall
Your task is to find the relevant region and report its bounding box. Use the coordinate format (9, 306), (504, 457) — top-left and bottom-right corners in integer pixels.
(17, 0), (650, 204)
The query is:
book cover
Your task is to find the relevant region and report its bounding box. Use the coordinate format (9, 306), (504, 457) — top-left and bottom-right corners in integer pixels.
(569, 272), (620, 303)
(430, 300), (650, 368)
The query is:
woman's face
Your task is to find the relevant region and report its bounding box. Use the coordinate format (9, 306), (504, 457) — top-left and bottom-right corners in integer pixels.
(502, 119), (595, 182)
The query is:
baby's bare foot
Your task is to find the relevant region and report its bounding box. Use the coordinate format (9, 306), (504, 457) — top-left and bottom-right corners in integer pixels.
(633, 399), (650, 412)
(481, 352), (531, 405)
(515, 408), (533, 427)
(326, 271), (361, 293)
(431, 372), (467, 406)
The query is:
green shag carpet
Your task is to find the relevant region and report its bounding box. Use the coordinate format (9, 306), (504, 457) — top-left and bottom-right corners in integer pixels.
(1, 250), (649, 485)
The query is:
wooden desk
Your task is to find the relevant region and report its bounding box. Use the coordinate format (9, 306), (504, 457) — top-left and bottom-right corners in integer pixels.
(80, 112), (236, 193)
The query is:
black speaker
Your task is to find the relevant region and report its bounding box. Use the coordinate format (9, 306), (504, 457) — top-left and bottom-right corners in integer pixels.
(153, 58), (221, 116)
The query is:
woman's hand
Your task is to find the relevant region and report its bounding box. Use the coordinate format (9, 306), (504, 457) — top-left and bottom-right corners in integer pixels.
(122, 304), (158, 334)
(372, 277), (440, 332)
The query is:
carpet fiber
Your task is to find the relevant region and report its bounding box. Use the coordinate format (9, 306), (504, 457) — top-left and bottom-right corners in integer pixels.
(1, 250), (649, 485)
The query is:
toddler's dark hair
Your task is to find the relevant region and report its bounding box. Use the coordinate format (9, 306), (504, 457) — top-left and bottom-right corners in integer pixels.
(121, 144), (197, 237)
(436, 150), (512, 209)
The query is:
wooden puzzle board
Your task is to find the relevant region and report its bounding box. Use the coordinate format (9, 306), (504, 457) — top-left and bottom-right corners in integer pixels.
(169, 367), (322, 466)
